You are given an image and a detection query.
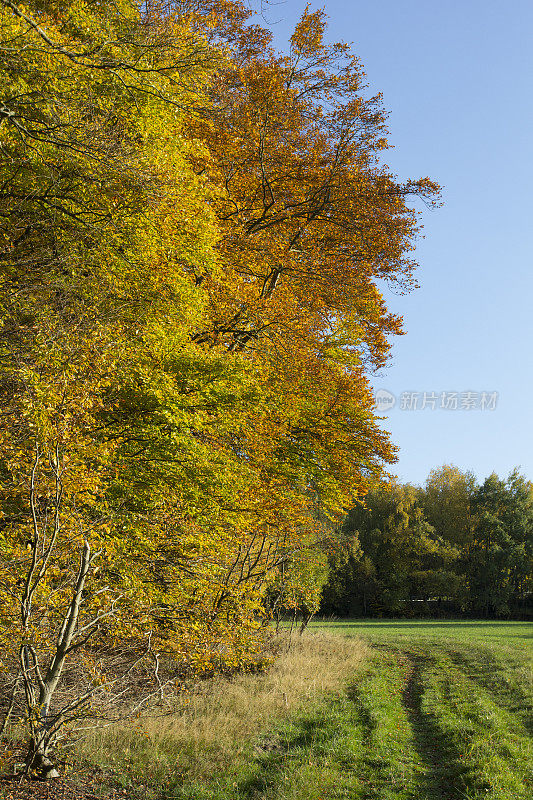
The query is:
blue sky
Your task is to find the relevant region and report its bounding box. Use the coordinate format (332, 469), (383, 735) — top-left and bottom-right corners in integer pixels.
(259, 0), (533, 487)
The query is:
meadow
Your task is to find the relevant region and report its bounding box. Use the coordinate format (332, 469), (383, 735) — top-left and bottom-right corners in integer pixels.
(70, 620), (532, 800)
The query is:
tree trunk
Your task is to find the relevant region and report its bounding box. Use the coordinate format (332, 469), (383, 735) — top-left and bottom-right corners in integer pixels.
(26, 738), (60, 780)
(298, 609), (314, 635)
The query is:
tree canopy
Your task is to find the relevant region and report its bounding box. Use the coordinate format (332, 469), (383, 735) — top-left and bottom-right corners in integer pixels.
(0, 0), (440, 775)
(321, 466), (533, 619)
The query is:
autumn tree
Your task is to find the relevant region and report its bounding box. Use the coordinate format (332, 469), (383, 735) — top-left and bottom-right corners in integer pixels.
(416, 464), (478, 608)
(1, 0), (441, 776)
(183, 0), (440, 516)
(420, 465), (477, 548)
(264, 509), (333, 633)
(0, 0), (251, 775)
(324, 467), (533, 619)
(419, 465), (533, 615)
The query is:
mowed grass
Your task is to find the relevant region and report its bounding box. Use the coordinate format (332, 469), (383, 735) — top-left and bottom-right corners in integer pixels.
(75, 620), (532, 800)
(310, 619), (533, 800)
(310, 618), (532, 645)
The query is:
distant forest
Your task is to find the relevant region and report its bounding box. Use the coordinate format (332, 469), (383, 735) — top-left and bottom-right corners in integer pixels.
(321, 465), (533, 619)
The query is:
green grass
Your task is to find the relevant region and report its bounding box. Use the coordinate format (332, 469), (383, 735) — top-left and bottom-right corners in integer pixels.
(309, 619), (533, 800)
(310, 618), (532, 643)
(73, 621), (532, 800)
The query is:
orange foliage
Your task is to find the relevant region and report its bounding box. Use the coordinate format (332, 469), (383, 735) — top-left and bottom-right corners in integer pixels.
(184, 1), (440, 515)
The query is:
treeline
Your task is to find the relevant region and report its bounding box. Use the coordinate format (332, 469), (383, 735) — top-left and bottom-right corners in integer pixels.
(321, 465), (533, 619)
(0, 0), (439, 773)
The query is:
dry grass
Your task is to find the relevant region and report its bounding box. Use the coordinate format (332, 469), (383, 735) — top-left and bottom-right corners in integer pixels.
(78, 630), (369, 788)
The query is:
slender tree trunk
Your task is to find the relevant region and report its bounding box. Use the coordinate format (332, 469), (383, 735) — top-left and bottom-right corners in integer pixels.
(0, 671), (21, 735)
(298, 607), (314, 635)
(20, 538), (97, 779)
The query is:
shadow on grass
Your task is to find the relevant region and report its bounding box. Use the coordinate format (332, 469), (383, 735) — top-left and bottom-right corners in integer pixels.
(402, 657), (479, 800)
(345, 683), (375, 745)
(441, 645), (533, 739)
(235, 712), (336, 799)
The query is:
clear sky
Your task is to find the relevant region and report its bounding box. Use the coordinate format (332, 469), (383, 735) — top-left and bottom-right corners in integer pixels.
(259, 0), (533, 487)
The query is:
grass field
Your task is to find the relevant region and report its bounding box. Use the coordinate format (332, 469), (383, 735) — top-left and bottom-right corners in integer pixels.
(302, 619), (533, 800)
(77, 620), (532, 800)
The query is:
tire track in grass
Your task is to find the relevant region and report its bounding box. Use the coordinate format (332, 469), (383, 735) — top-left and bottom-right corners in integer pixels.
(345, 680), (404, 799)
(441, 644), (533, 739)
(165, 639), (532, 800)
(235, 650), (419, 800)
(345, 683), (375, 745)
(420, 650), (533, 800)
(362, 644), (470, 800)
(400, 655), (468, 800)
(352, 650), (420, 799)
